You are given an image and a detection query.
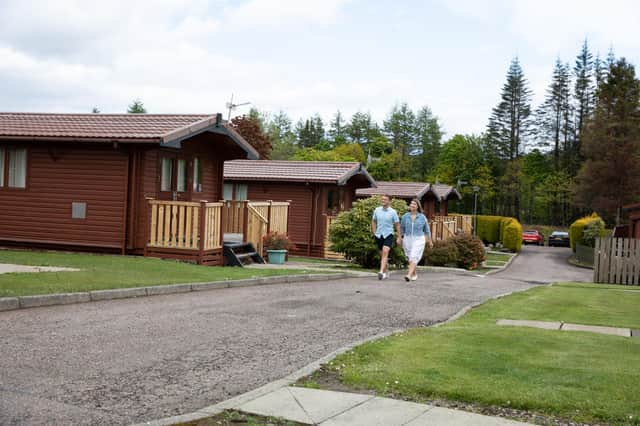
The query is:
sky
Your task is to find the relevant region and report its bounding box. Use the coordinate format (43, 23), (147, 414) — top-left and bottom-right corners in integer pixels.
(1, 0), (639, 137)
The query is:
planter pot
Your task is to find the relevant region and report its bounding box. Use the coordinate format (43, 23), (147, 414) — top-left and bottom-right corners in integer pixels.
(267, 249), (287, 265)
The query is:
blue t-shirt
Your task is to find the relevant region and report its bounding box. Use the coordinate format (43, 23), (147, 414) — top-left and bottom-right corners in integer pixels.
(372, 206), (400, 238)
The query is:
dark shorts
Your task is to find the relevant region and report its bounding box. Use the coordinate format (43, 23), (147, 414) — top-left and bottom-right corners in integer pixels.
(375, 234), (394, 250)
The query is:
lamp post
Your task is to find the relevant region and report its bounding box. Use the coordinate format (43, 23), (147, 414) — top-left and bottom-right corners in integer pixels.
(473, 186), (480, 236)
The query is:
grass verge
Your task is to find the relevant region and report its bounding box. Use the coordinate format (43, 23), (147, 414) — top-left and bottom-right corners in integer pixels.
(307, 282), (640, 425)
(0, 249), (313, 297)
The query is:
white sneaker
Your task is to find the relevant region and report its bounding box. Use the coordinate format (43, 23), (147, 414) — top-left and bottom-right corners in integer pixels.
(383, 272), (388, 280)
(411, 274), (417, 281)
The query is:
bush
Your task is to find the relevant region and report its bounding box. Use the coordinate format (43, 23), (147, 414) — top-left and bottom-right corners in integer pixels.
(502, 218), (523, 252)
(329, 196), (408, 269)
(476, 215), (523, 252)
(569, 213), (605, 252)
(452, 233), (486, 269)
(476, 215), (502, 243)
(425, 234), (486, 270)
(425, 240), (458, 267)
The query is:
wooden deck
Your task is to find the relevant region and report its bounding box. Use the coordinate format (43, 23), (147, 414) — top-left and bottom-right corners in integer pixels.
(144, 199), (290, 265)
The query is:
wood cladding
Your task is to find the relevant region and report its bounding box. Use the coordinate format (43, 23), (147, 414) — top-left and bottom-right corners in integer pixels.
(0, 143), (127, 248)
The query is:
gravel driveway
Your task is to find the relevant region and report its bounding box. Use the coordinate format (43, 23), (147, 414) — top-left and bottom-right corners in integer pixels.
(0, 246), (590, 425)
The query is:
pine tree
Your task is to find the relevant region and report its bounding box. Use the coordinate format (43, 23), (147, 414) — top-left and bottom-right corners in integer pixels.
(127, 99), (147, 113)
(413, 106), (443, 180)
(328, 110), (348, 145)
(573, 40), (594, 175)
(486, 58), (533, 161)
(347, 111), (380, 149)
(575, 58), (640, 224)
(536, 59), (573, 171)
(486, 58), (533, 219)
(383, 102), (416, 160)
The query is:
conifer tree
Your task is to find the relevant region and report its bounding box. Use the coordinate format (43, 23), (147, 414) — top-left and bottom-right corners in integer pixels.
(576, 58), (640, 223)
(536, 59), (573, 171)
(329, 110), (348, 145)
(573, 40), (594, 174)
(486, 58), (533, 161)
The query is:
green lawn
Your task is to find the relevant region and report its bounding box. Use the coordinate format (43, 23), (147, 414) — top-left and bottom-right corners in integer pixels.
(485, 252), (514, 263)
(326, 282), (640, 425)
(0, 250), (311, 297)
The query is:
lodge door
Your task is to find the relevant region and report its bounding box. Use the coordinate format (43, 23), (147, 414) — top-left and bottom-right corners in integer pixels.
(158, 154), (191, 201)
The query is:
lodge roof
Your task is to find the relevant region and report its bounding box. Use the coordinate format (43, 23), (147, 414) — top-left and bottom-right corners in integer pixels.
(224, 160), (376, 186)
(356, 181), (461, 201)
(0, 112), (259, 159)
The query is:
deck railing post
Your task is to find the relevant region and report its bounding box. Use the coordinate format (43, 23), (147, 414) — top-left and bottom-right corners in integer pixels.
(219, 200), (226, 247)
(198, 200), (207, 264)
(144, 197), (154, 257)
(242, 201), (249, 243)
(267, 200), (272, 234)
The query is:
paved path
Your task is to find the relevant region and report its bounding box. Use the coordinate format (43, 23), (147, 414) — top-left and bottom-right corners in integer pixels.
(232, 387), (531, 425)
(0, 246), (589, 425)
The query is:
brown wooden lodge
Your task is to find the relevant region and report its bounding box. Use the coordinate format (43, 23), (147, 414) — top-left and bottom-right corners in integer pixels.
(0, 112), (264, 266)
(224, 160), (376, 258)
(0, 112), (471, 264)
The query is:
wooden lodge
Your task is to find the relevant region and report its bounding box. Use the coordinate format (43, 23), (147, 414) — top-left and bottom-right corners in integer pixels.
(224, 160), (376, 258)
(355, 181), (461, 218)
(0, 112), (290, 266)
(621, 203), (640, 239)
(356, 181), (471, 240)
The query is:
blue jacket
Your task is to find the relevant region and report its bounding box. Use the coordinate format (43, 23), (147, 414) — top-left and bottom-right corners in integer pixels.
(400, 212), (431, 238)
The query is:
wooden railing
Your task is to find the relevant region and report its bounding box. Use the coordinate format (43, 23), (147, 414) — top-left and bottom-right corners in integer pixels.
(431, 215), (473, 240)
(147, 200), (222, 251)
(223, 200), (247, 234)
(246, 205), (268, 255)
(324, 215), (345, 260)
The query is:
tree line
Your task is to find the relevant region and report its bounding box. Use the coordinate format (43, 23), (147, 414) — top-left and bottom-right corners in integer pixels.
(236, 40), (639, 227)
(107, 40), (640, 227)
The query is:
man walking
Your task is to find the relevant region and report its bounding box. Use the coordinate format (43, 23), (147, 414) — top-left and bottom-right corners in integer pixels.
(371, 194), (401, 280)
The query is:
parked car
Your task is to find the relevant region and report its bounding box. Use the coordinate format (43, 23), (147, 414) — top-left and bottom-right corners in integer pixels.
(522, 230), (544, 245)
(548, 231), (570, 247)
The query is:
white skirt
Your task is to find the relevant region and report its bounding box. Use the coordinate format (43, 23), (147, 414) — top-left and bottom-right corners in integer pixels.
(403, 236), (426, 263)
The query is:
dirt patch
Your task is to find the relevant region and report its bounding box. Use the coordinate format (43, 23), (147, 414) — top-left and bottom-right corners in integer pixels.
(294, 365), (605, 426)
(176, 409), (306, 426)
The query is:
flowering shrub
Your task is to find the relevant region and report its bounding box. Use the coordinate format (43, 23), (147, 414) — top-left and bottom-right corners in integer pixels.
(263, 231), (293, 250)
(329, 196), (408, 269)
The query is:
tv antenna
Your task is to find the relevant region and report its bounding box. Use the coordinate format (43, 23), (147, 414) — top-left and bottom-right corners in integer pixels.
(225, 94), (251, 120)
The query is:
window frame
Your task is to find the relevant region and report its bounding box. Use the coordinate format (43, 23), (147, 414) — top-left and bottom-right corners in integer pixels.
(0, 146), (28, 191)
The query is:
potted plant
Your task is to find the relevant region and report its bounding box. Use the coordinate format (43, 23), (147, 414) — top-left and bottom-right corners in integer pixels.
(263, 231), (292, 264)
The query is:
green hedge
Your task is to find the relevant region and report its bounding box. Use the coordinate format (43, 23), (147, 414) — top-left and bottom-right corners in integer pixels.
(476, 215), (523, 252)
(569, 213), (605, 252)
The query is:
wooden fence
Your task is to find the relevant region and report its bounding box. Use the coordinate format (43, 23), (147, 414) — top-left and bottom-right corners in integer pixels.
(324, 215), (345, 260)
(432, 215), (473, 239)
(594, 237), (640, 285)
(148, 200), (223, 250)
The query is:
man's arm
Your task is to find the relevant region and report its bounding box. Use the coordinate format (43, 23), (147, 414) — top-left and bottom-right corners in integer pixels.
(371, 218), (377, 234)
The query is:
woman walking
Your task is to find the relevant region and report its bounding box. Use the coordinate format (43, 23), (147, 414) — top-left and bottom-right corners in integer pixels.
(399, 199), (433, 281)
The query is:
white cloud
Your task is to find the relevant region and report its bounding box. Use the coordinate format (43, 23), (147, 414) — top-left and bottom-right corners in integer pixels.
(223, 0), (351, 29)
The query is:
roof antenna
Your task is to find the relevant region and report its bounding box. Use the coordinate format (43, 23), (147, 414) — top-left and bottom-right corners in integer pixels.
(226, 94), (251, 121)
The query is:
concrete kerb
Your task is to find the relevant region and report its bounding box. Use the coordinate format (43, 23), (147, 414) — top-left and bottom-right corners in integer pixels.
(138, 286), (536, 426)
(485, 251), (518, 276)
(0, 272), (356, 313)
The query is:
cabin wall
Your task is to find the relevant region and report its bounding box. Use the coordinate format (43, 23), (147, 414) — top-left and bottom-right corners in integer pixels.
(0, 142), (128, 250)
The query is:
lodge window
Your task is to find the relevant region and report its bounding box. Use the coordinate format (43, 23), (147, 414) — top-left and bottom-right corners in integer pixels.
(224, 183), (248, 201)
(176, 159), (187, 192)
(160, 158), (173, 192)
(0, 147), (27, 189)
(193, 157), (202, 192)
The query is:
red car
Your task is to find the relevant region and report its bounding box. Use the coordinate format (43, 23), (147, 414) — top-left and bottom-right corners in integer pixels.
(522, 230), (544, 245)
